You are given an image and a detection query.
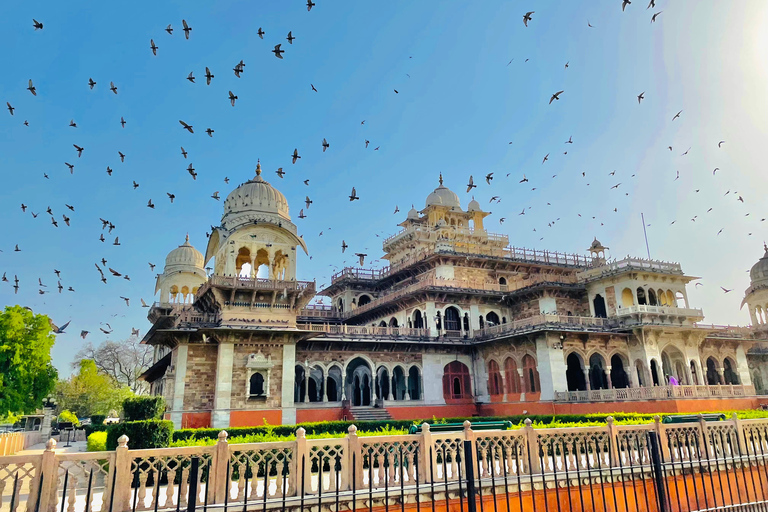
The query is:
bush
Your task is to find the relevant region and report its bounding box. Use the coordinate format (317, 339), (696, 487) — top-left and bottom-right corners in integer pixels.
(123, 396), (165, 421)
(87, 432), (108, 451)
(57, 410), (80, 426)
(106, 420), (173, 450)
(90, 414), (106, 426)
(83, 424), (109, 437)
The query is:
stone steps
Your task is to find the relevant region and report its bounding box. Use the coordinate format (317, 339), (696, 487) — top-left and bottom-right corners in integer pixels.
(351, 407), (392, 421)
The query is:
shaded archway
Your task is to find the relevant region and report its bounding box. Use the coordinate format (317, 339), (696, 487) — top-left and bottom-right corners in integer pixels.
(706, 357), (720, 385)
(442, 361), (471, 399)
(487, 360), (503, 396)
(444, 307), (461, 332)
(486, 312), (500, 326)
(661, 346), (686, 384)
(408, 367), (421, 400)
(650, 359), (660, 386)
(593, 294), (607, 318)
(690, 361), (699, 385)
(648, 289), (658, 306)
(376, 366), (390, 401)
(522, 355), (540, 393)
(388, 317), (399, 328)
(566, 353), (587, 391)
(589, 353), (608, 390)
(637, 288), (647, 305)
(610, 354), (629, 389)
(724, 358), (738, 384)
(249, 372), (265, 397)
(358, 295), (371, 307)
(413, 310), (424, 329)
(346, 357), (372, 406)
(327, 366), (342, 401)
(294, 365), (306, 402)
(504, 358), (520, 394)
(392, 366), (407, 400)
(622, 288), (634, 307)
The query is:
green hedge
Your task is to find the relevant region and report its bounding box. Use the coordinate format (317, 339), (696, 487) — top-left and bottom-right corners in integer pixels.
(123, 396), (165, 421)
(106, 420), (173, 450)
(90, 415), (106, 426)
(83, 424), (109, 437)
(87, 432), (108, 452)
(172, 413), (662, 442)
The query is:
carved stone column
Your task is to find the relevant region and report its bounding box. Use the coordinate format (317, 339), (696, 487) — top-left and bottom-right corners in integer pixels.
(605, 366), (613, 389)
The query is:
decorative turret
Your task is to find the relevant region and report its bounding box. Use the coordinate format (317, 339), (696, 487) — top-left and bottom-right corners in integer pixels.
(155, 235), (207, 304)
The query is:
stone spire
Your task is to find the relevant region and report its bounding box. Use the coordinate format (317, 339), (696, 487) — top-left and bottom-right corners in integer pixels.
(256, 159), (262, 176)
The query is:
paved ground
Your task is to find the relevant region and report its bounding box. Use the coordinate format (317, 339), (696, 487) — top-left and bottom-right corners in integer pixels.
(17, 439), (87, 454)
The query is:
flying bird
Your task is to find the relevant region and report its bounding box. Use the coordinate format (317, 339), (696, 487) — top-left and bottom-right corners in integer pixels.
(211, 191), (220, 200)
(33, 19), (43, 30)
(276, 167), (285, 178)
(273, 44), (284, 59)
(485, 173), (493, 184)
(322, 138), (329, 152)
(292, 148), (301, 163)
(542, 153), (549, 164)
(519, 174), (528, 183)
(182, 19), (191, 39)
(672, 110), (682, 121)
(523, 11), (534, 27)
(307, 0), (315, 11)
(258, 27), (265, 39)
(150, 39), (158, 55)
(6, 102), (14, 115)
(311, 84), (317, 92)
(27, 79), (36, 96)
(637, 92), (644, 104)
(110, 82), (118, 94)
(187, 72), (195, 83)
(466, 176), (476, 192)
(228, 91), (238, 106)
(287, 31), (295, 44)
(349, 187), (359, 201)
(179, 120), (193, 133)
(118, 151), (125, 162)
(73, 144), (84, 157)
(205, 67), (214, 85)
(205, 128), (214, 137)
(120, 117), (126, 128)
(718, 141), (726, 148)
(181, 147), (188, 158)
(651, 11), (662, 22)
(721, 287), (732, 293)
(165, 24), (173, 34)
(355, 253), (367, 266)
(341, 240), (348, 253)
(298, 209), (306, 219)
(622, 0), (631, 11)
(549, 91), (564, 104)
(88, 78), (96, 89)
(167, 193), (175, 203)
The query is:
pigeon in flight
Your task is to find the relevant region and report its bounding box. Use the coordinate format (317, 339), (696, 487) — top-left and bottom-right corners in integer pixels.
(349, 187), (359, 201)
(182, 19), (191, 39)
(273, 44), (284, 59)
(205, 67), (214, 85)
(637, 92), (644, 104)
(322, 138), (329, 152)
(88, 78), (96, 89)
(549, 90), (564, 104)
(466, 176), (476, 192)
(179, 120), (194, 133)
(165, 24), (173, 34)
(292, 148), (301, 163)
(287, 31), (295, 44)
(33, 19), (43, 30)
(27, 79), (37, 96)
(523, 11), (534, 27)
(150, 39), (158, 55)
(110, 81), (118, 94)
(229, 91), (237, 106)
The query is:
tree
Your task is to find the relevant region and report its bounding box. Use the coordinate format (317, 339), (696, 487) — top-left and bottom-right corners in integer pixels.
(0, 305), (58, 414)
(73, 336), (152, 394)
(55, 359), (132, 418)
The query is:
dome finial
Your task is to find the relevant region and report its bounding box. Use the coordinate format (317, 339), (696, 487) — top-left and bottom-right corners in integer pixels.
(185, 233), (189, 243)
(439, 173), (443, 186)
(256, 159), (262, 176)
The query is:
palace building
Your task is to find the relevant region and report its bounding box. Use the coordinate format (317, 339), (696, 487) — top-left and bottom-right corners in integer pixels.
(141, 165), (768, 429)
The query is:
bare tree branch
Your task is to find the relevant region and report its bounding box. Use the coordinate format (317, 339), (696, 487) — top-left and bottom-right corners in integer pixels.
(73, 336), (152, 394)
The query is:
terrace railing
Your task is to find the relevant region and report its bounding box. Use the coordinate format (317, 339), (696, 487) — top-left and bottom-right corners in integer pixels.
(554, 384), (756, 402)
(7, 414), (768, 512)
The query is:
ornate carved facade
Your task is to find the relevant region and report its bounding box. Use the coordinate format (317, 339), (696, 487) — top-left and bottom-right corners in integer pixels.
(141, 170), (768, 429)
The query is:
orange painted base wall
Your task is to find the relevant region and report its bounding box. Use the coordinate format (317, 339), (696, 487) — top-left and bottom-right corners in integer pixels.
(386, 404), (479, 420)
(296, 408), (345, 423)
(181, 412), (211, 429)
(229, 409), (282, 427)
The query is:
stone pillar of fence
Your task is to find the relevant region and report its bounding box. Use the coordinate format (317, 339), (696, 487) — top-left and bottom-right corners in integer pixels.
(697, 414), (710, 459)
(653, 416), (671, 462)
(27, 439), (57, 512)
(418, 423), (433, 484)
(294, 427), (311, 495)
(462, 421), (476, 479)
(523, 419), (542, 474)
(731, 412), (747, 455)
(346, 425), (360, 491)
(111, 435), (132, 512)
(605, 417), (620, 466)
(212, 430), (229, 504)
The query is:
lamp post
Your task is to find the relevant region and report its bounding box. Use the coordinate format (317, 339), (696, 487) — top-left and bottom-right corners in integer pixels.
(41, 395), (56, 438)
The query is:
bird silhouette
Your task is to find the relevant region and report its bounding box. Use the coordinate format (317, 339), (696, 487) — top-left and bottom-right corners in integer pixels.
(523, 11), (534, 27)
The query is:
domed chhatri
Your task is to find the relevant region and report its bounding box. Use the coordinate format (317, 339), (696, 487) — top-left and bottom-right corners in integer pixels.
(749, 244), (768, 286)
(222, 160), (291, 228)
(407, 205), (419, 220)
(467, 197), (481, 212)
(425, 173), (461, 209)
(165, 234), (204, 270)
(155, 235), (206, 305)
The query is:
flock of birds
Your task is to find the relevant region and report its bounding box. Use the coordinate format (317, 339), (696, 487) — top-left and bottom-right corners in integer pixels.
(0, 0), (759, 348)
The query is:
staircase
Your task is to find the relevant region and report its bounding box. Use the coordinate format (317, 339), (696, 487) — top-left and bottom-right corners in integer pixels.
(350, 406), (392, 421)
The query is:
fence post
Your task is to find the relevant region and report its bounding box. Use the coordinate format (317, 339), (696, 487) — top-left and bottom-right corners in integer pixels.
(419, 423), (433, 484)
(212, 430), (229, 504)
(697, 414), (709, 459)
(653, 415), (670, 462)
(345, 425), (359, 491)
(463, 440), (478, 512)
(606, 417), (620, 467)
(731, 412), (747, 455)
(110, 435), (133, 512)
(524, 419), (541, 474)
(648, 432), (669, 512)
(28, 438), (57, 512)
(294, 427), (310, 495)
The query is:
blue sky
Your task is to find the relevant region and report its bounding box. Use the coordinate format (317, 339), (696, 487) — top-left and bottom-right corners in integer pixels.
(2, 0), (768, 374)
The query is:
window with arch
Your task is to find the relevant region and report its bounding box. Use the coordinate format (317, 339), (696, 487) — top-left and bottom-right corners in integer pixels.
(522, 355), (540, 393)
(486, 311), (500, 326)
(637, 287), (647, 305)
(621, 288), (634, 307)
(378, 320), (387, 327)
(408, 366), (422, 400)
(444, 307), (461, 331)
(666, 290), (675, 306)
(723, 357), (740, 384)
(442, 361), (471, 399)
(249, 372), (265, 397)
(499, 277), (507, 286)
(413, 310), (424, 329)
(487, 360), (503, 396)
(648, 289), (657, 306)
(504, 358), (520, 393)
(389, 317), (399, 328)
(358, 295), (372, 307)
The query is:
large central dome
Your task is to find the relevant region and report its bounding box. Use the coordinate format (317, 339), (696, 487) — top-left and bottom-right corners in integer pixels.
(222, 161), (290, 226)
(425, 174), (461, 209)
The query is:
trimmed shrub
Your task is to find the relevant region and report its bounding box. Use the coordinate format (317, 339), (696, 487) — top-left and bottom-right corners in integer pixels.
(83, 424), (109, 437)
(87, 431), (108, 452)
(57, 410), (80, 426)
(90, 415), (106, 426)
(123, 396), (165, 421)
(106, 420), (173, 450)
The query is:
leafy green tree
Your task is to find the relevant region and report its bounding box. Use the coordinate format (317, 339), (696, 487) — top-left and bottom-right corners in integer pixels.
(57, 410), (80, 426)
(0, 306), (58, 414)
(55, 360), (133, 418)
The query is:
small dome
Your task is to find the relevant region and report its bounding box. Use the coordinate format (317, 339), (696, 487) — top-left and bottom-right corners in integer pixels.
(425, 174), (461, 209)
(223, 161), (290, 222)
(467, 197), (481, 212)
(589, 237), (604, 250)
(165, 235), (204, 271)
(750, 244), (768, 286)
(407, 205), (419, 219)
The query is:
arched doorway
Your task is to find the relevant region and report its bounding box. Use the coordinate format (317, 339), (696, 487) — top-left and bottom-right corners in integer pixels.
(504, 358), (520, 394)
(346, 358), (372, 406)
(661, 346), (687, 385)
(376, 366), (390, 400)
(389, 317), (399, 328)
(294, 365), (306, 402)
(610, 355), (629, 389)
(413, 310), (424, 329)
(486, 311), (500, 326)
(589, 354), (608, 390)
(637, 288), (647, 305)
(444, 307), (461, 332)
(442, 361), (471, 399)
(706, 357), (720, 385)
(487, 360), (503, 396)
(408, 367), (421, 400)
(358, 295), (371, 307)
(690, 361), (699, 385)
(566, 353), (587, 391)
(522, 355), (540, 393)
(327, 366), (342, 401)
(723, 358), (739, 384)
(392, 366), (407, 399)
(650, 359), (660, 386)
(593, 294), (607, 318)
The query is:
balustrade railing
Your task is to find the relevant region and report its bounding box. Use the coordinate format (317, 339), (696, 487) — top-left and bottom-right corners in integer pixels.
(297, 323), (433, 338)
(554, 384), (756, 402)
(8, 414), (768, 512)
